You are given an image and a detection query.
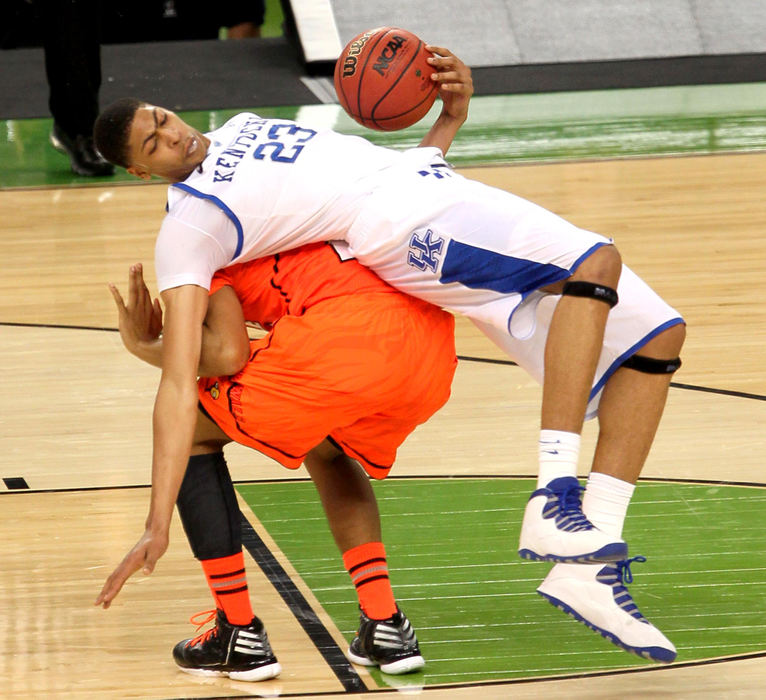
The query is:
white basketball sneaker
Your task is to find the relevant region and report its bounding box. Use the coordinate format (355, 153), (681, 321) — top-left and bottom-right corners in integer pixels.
(518, 476), (628, 563)
(537, 557), (677, 663)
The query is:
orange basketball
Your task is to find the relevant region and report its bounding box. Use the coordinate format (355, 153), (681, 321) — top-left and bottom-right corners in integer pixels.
(334, 27), (438, 131)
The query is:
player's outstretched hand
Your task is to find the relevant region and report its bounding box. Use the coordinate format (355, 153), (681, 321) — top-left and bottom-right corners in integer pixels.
(426, 45), (474, 124)
(94, 527), (169, 609)
(109, 263), (163, 353)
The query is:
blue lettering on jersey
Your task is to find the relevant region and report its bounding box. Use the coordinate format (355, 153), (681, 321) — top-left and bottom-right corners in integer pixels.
(253, 124), (317, 163)
(212, 118), (316, 182)
(213, 116), (266, 182)
(417, 163), (453, 179)
(407, 229), (444, 272)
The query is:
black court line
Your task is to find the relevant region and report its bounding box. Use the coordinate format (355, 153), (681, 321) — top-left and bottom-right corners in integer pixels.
(1, 320), (119, 333)
(3, 321), (765, 403)
(159, 648), (766, 699)
(238, 513), (368, 693)
(456, 354), (766, 401)
(668, 381), (766, 401)
(5, 473), (766, 496)
(3, 473), (766, 495)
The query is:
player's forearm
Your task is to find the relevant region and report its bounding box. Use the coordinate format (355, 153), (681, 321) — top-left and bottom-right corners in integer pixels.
(419, 109), (466, 156)
(145, 378), (199, 532)
(145, 283), (208, 532)
(126, 337), (164, 369)
(124, 329), (243, 376)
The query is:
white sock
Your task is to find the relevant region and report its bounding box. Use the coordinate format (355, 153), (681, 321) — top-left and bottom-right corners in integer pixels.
(537, 430), (581, 488)
(581, 472), (635, 538)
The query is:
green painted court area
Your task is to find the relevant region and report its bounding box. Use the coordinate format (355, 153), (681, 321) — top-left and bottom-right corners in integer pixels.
(237, 478), (766, 689)
(4, 81), (766, 188)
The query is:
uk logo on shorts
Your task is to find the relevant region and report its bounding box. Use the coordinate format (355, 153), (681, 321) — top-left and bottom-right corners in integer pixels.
(407, 229), (444, 272)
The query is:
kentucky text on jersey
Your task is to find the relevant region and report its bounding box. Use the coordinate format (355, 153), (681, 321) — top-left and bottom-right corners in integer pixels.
(213, 116), (268, 183)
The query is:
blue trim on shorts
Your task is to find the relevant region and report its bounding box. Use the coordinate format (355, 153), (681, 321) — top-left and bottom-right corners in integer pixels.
(171, 183), (244, 260)
(589, 317), (686, 402)
(440, 240), (571, 294)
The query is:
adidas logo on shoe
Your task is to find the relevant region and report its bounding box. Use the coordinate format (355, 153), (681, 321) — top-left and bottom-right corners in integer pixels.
(172, 609), (282, 682)
(348, 608), (425, 674)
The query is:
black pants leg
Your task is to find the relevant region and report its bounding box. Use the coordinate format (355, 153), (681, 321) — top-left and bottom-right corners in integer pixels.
(176, 452), (242, 561)
(41, 0), (102, 137)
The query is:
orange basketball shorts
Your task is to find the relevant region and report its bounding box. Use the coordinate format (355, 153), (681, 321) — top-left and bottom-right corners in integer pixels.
(198, 291), (456, 479)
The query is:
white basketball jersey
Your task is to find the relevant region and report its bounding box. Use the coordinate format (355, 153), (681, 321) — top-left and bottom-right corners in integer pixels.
(164, 113), (443, 268)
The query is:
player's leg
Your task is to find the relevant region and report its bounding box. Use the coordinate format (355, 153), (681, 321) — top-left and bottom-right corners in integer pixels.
(519, 244), (629, 564)
(304, 439), (424, 675)
(540, 244), (623, 435)
(172, 408), (281, 682)
(303, 294), (453, 675)
(538, 321), (685, 663)
(590, 322), (686, 486)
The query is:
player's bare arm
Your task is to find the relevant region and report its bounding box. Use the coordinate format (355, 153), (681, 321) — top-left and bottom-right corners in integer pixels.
(110, 264), (250, 377)
(96, 283), (209, 608)
(419, 46), (473, 155)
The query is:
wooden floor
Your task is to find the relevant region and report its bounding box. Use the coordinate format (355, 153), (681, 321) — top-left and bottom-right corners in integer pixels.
(1, 152), (764, 698)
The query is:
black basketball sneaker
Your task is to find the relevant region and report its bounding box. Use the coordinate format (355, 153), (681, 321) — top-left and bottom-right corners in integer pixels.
(347, 607), (425, 674)
(172, 609), (281, 681)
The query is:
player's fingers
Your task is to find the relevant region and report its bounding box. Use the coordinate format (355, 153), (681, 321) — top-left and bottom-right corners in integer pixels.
(127, 265), (140, 310)
(439, 79), (473, 93)
(108, 283), (126, 312)
(431, 69), (462, 84)
(136, 263), (151, 299)
(424, 45), (451, 58)
(94, 567), (129, 608)
(142, 553), (160, 576)
(427, 56), (456, 73)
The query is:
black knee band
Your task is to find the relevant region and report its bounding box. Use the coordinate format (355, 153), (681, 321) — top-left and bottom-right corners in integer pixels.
(176, 452), (242, 560)
(562, 281), (619, 308)
(621, 354), (682, 374)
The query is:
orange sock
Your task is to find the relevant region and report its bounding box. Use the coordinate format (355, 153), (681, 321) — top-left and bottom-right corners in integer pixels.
(200, 551), (254, 625)
(343, 542), (397, 620)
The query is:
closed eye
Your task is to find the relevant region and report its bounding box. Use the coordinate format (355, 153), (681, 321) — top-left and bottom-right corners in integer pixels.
(146, 110), (168, 155)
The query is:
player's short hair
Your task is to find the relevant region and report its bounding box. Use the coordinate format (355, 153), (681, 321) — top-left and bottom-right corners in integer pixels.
(93, 97), (145, 168)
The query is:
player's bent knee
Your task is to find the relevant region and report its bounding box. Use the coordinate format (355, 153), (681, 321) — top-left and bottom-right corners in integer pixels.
(637, 321), (686, 358)
(561, 245), (622, 306)
(572, 244), (622, 286)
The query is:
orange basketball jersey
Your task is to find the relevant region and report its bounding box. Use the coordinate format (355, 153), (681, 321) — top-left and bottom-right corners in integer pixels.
(199, 243), (457, 477)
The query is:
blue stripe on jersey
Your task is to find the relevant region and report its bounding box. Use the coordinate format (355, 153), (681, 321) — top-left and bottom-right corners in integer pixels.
(171, 183), (245, 260)
(589, 317), (686, 402)
(440, 240), (571, 295)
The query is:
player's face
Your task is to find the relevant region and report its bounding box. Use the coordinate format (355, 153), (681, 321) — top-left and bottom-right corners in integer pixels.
(125, 104), (210, 182)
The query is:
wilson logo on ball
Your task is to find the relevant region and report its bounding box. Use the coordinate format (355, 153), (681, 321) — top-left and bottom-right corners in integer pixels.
(372, 34), (407, 76)
(342, 30), (375, 78)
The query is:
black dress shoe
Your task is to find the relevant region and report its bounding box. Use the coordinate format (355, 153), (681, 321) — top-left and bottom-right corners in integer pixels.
(50, 123), (115, 177)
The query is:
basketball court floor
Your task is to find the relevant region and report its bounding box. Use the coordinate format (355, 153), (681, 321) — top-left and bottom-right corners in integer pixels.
(1, 85), (765, 698)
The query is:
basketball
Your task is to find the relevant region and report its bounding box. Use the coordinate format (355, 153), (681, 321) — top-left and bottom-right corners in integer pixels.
(334, 27), (438, 131)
